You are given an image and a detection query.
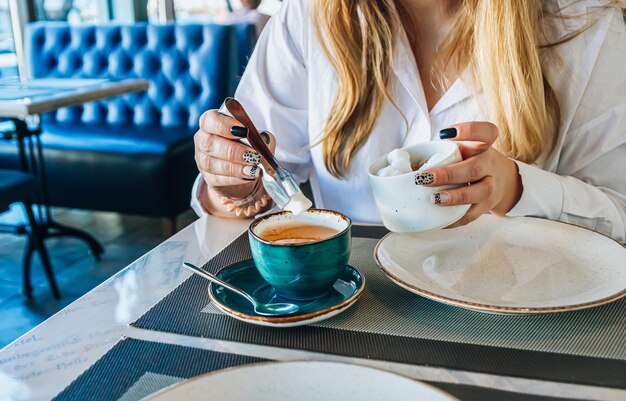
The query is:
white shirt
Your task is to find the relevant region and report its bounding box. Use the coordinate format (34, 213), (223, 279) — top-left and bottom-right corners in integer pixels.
(192, 0), (626, 241)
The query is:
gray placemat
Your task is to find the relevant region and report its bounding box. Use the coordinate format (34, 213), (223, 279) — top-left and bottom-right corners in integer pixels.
(52, 338), (574, 401)
(202, 237), (626, 360)
(132, 228), (626, 388)
(53, 338), (265, 401)
(117, 373), (182, 401)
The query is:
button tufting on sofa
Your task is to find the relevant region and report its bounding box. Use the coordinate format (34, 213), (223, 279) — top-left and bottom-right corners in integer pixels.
(0, 22), (257, 222)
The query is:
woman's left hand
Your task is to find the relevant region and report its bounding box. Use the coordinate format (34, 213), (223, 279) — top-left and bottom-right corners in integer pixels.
(416, 121), (523, 228)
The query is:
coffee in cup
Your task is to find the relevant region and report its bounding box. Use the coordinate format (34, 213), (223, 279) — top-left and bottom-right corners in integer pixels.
(248, 210), (352, 300)
(256, 224), (339, 244)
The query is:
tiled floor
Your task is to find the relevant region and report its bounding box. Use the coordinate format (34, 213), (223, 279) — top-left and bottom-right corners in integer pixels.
(0, 206), (196, 349)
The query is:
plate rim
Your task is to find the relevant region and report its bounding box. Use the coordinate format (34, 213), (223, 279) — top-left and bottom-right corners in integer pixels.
(374, 216), (626, 315)
(140, 360), (460, 401)
(208, 261), (365, 324)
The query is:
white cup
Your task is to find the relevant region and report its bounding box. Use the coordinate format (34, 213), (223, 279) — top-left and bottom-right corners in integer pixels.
(368, 141), (471, 233)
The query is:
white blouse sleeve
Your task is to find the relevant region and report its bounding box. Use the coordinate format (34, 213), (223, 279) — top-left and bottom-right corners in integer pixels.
(507, 8), (626, 241)
(234, 0), (312, 183)
(191, 1), (311, 217)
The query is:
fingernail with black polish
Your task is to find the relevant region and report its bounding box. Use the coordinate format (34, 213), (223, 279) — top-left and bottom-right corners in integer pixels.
(415, 173), (434, 185)
(243, 151), (261, 164)
(243, 165), (260, 178)
(230, 126), (248, 138)
(439, 128), (457, 139)
(431, 192), (449, 205)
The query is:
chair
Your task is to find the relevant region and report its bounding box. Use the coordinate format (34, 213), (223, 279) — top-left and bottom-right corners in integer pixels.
(0, 22), (256, 232)
(0, 169), (60, 299)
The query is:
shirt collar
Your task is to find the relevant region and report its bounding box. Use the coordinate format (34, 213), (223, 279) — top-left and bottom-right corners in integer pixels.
(390, 9), (474, 117)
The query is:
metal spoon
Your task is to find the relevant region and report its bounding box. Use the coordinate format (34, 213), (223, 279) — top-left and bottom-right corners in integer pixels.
(183, 262), (300, 316)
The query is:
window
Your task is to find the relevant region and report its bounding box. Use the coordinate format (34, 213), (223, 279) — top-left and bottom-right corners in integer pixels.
(0, 0), (17, 77)
(0, 0), (13, 53)
(33, 0), (108, 24)
(168, 0), (282, 23)
(173, 0), (227, 22)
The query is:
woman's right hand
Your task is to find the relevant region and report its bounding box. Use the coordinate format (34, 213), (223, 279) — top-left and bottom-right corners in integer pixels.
(194, 110), (275, 216)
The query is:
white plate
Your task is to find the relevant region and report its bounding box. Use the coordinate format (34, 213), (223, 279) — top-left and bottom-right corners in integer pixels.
(141, 361), (458, 401)
(375, 215), (626, 314)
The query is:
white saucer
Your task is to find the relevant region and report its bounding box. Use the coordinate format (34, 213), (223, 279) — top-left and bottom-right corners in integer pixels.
(375, 215), (626, 314)
(141, 361), (458, 401)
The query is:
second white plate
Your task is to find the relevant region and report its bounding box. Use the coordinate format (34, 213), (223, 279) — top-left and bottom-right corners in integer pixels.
(141, 361), (458, 401)
(375, 215), (626, 314)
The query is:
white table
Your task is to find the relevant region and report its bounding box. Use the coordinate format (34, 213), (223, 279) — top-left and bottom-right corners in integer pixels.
(0, 77), (150, 297)
(0, 78), (149, 117)
(0, 215), (624, 401)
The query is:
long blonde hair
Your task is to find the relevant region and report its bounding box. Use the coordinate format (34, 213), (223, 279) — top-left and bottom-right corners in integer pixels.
(312, 0), (616, 177)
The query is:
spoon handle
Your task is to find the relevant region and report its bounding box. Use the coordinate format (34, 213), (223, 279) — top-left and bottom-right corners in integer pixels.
(183, 262), (256, 305)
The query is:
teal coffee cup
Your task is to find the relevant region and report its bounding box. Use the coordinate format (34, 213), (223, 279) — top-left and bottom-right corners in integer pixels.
(248, 209), (352, 300)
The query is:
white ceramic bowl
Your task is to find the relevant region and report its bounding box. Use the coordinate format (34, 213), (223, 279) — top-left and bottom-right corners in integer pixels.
(368, 141), (471, 233)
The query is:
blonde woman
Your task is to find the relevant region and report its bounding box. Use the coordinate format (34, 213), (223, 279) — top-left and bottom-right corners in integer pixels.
(192, 0), (626, 241)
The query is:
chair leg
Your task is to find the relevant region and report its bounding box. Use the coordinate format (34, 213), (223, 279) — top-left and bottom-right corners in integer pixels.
(23, 202), (61, 299)
(22, 237), (34, 298)
(46, 221), (104, 261)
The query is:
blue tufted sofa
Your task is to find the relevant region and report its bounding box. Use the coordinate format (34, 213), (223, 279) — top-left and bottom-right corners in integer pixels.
(0, 22), (255, 227)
